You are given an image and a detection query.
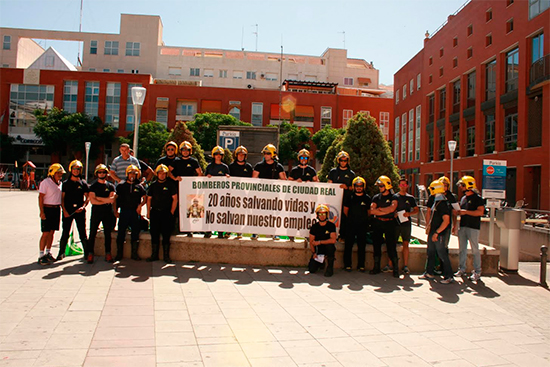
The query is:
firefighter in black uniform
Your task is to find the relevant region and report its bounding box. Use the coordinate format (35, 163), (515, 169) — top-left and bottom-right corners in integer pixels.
(87, 164), (116, 263)
(308, 204), (337, 277)
(370, 175), (399, 277)
(343, 177), (372, 272)
(146, 164), (178, 263)
(289, 149), (319, 182)
(327, 151), (355, 240)
(115, 165), (146, 261)
(229, 146), (253, 238)
(57, 160), (89, 261)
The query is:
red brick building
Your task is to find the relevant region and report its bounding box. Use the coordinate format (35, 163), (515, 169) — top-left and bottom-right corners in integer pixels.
(393, 0), (549, 209)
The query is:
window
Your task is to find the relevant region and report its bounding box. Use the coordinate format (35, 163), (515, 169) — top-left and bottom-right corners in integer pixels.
(395, 91), (399, 105)
(505, 48), (519, 92)
(265, 73), (277, 81)
(452, 80), (461, 114)
(343, 109), (353, 127)
(467, 71), (476, 107)
(403, 85), (407, 100)
(90, 40), (97, 55)
(131, 69), (139, 74)
(428, 132), (434, 161)
(176, 101), (197, 121)
(168, 67), (182, 76)
(117, 69), (124, 73)
(506, 18), (514, 33)
(89, 68), (96, 72)
(439, 88), (446, 119)
(105, 82), (121, 128)
(321, 107), (332, 129)
(63, 81), (78, 113)
(3, 35), (11, 50)
(190, 68), (200, 77)
(84, 82), (99, 117)
(438, 128), (445, 160)
(415, 105), (421, 161)
(408, 109), (414, 162)
(246, 71), (256, 80)
(429, 57), (433, 66)
(344, 77), (354, 86)
(401, 113), (407, 163)
(233, 71), (243, 79)
(104, 41), (119, 55)
(229, 106), (240, 120)
(103, 69), (110, 73)
(467, 47), (473, 59)
(410, 79), (414, 94)
(126, 83), (141, 131)
(439, 67), (444, 77)
(204, 69), (214, 77)
(379, 111), (389, 139)
(429, 74), (433, 84)
(453, 58), (458, 68)
(529, 0), (550, 19)
(467, 24), (473, 36)
(439, 48), (444, 57)
(9, 84), (55, 129)
(417, 74), (421, 90)
(466, 124), (475, 156)
(394, 116), (400, 164)
(219, 70), (228, 78)
(507, 0), (514, 5)
(45, 56), (55, 67)
(486, 8), (493, 22)
(486, 33), (492, 47)
(485, 113), (495, 153)
(305, 75), (317, 82)
(251, 103), (263, 126)
(428, 94), (435, 123)
(156, 109), (168, 127)
(504, 108), (518, 150)
(125, 42), (140, 56)
(485, 60), (496, 100)
(453, 37), (458, 47)
(532, 33), (544, 64)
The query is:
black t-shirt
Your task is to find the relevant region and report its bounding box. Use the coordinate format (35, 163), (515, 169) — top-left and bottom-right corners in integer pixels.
(327, 167), (355, 187)
(205, 162), (230, 176)
(309, 220), (337, 241)
(430, 199), (451, 234)
(344, 193), (371, 225)
(62, 178), (89, 212)
(372, 192), (396, 219)
(155, 156), (178, 170)
(290, 165), (317, 181)
(174, 157), (200, 177)
(229, 161), (253, 177)
(254, 160), (284, 179)
(116, 181), (146, 210)
(147, 179), (177, 212)
(394, 193), (418, 213)
(89, 180), (115, 207)
(428, 190), (457, 224)
(460, 192), (485, 229)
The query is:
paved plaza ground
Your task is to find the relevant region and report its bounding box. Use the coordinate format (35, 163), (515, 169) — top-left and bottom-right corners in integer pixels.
(1, 190), (549, 367)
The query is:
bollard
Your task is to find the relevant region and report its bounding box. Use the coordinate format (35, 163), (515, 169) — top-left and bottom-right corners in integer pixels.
(541, 245), (548, 288)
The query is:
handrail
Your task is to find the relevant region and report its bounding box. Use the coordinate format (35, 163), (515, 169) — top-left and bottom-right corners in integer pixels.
(428, 0), (471, 39)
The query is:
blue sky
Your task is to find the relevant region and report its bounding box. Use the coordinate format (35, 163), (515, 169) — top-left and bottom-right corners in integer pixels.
(0, 0), (467, 85)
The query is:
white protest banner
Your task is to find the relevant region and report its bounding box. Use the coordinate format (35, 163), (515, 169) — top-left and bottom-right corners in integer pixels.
(179, 177), (343, 237)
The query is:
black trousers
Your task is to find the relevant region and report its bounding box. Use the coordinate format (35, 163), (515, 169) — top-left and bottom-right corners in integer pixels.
(344, 223), (367, 268)
(308, 244), (336, 273)
(150, 209), (174, 245)
(59, 210), (88, 255)
(88, 205), (115, 255)
(117, 208), (141, 244)
(372, 219), (397, 260)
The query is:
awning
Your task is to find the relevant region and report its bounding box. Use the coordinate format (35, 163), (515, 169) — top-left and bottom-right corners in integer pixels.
(201, 100), (222, 113)
(295, 106), (314, 118)
(23, 161), (37, 169)
(270, 104), (290, 120)
(358, 77), (372, 85)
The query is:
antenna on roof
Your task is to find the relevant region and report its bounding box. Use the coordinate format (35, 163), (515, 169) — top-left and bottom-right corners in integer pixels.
(241, 26), (244, 51)
(77, 0), (83, 66)
(339, 31), (346, 49)
(252, 24), (258, 51)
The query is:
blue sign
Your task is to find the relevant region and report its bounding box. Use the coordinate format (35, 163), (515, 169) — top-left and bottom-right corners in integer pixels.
(482, 159), (506, 199)
(218, 131), (240, 151)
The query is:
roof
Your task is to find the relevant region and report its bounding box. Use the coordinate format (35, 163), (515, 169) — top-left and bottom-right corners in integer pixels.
(283, 80), (338, 88)
(28, 47), (77, 71)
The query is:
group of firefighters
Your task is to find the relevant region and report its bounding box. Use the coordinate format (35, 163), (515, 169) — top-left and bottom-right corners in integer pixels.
(37, 141), (485, 283)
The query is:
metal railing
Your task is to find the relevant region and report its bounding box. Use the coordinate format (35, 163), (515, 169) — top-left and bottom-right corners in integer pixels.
(530, 54), (550, 87)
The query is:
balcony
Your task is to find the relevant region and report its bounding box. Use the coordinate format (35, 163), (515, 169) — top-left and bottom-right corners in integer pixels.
(529, 54), (550, 91)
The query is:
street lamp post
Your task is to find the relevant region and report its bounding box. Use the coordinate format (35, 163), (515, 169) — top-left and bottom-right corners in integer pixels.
(84, 142), (91, 182)
(131, 87), (147, 159)
(448, 140), (457, 191)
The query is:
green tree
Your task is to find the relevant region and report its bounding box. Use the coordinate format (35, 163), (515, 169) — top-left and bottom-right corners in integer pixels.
(269, 121), (311, 165)
(318, 134), (344, 182)
(222, 148), (233, 166)
(34, 108), (115, 159)
(167, 121), (207, 170)
(312, 126), (344, 162)
(187, 113), (252, 153)
(320, 112), (399, 197)
(120, 121), (170, 164)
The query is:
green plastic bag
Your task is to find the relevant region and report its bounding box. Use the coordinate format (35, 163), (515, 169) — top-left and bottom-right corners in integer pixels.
(65, 230), (84, 256)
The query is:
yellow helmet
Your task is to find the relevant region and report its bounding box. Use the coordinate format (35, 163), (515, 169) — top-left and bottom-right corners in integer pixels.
(459, 175), (477, 190)
(164, 141), (178, 155)
(428, 180), (445, 196)
(315, 204), (329, 216)
(155, 164), (169, 174)
(262, 144), (277, 157)
(126, 164), (141, 178)
(352, 176), (366, 187)
(439, 176), (450, 187)
(376, 175), (392, 190)
(298, 149), (310, 159)
(336, 151), (350, 161)
(48, 163), (66, 177)
(69, 160), (83, 171)
(94, 164), (108, 176)
(179, 141), (193, 153)
(212, 146), (225, 156)
(234, 146), (248, 156)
